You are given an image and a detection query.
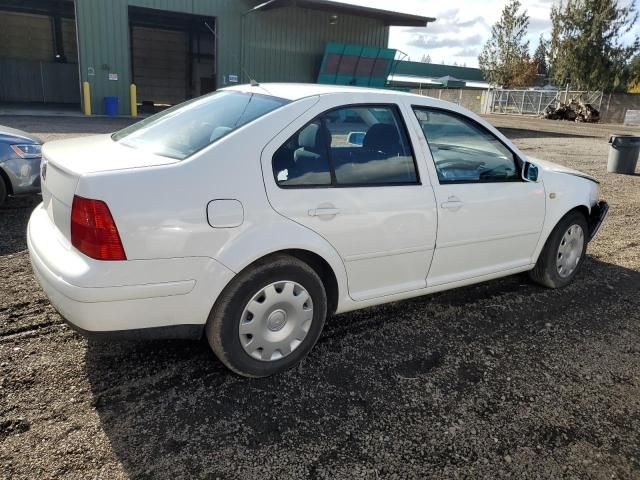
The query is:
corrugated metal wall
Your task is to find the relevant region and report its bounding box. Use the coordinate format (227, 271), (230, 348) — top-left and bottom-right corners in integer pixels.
(242, 7), (388, 83)
(74, 0), (132, 113)
(74, 0), (389, 114)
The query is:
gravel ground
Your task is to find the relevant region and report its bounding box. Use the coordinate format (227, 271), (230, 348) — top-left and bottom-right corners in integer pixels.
(1, 114), (639, 480)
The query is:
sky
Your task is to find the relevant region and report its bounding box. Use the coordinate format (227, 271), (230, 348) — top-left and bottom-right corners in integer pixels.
(333, 0), (640, 68)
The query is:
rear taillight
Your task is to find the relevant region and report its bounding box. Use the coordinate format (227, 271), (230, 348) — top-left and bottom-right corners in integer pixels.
(71, 195), (126, 261)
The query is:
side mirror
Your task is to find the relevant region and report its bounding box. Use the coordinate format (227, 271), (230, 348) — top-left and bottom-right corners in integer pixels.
(522, 161), (539, 182)
(347, 131), (366, 146)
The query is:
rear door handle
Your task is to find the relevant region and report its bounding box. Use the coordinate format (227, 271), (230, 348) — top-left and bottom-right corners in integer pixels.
(440, 201), (464, 211)
(308, 207), (340, 217)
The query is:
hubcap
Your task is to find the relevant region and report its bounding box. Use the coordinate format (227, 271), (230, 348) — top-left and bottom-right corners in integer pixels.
(239, 281), (313, 362)
(556, 224), (585, 278)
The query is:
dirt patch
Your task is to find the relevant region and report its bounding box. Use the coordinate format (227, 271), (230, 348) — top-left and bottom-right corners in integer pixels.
(0, 114), (639, 479)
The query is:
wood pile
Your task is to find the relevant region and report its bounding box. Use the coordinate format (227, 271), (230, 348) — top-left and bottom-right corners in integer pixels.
(542, 100), (600, 123)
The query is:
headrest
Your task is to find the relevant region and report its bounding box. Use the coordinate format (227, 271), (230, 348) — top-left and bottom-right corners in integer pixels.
(210, 126), (232, 142)
(298, 122), (331, 151)
(363, 123), (401, 154)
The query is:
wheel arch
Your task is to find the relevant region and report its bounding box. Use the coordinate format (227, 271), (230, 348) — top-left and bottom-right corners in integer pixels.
(533, 202), (591, 265)
(280, 249), (339, 315)
(0, 166), (13, 196)
(213, 217), (350, 313)
(222, 248), (341, 316)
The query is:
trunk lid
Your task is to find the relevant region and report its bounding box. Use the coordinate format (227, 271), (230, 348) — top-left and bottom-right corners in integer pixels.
(42, 134), (179, 175)
(41, 134), (179, 242)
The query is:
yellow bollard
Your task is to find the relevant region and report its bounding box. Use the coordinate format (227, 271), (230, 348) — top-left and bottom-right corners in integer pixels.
(82, 81), (91, 116)
(130, 84), (138, 117)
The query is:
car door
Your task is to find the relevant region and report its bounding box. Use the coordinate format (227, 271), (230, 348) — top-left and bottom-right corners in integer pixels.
(263, 100), (437, 301)
(409, 106), (546, 286)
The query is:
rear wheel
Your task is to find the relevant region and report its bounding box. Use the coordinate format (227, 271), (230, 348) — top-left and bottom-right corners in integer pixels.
(205, 254), (327, 377)
(530, 210), (588, 288)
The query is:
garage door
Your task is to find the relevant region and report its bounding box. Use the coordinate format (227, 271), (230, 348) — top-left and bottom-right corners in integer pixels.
(131, 26), (188, 106)
(0, 11), (79, 104)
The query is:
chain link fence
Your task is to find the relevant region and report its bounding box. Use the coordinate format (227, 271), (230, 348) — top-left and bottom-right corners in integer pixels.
(488, 89), (604, 116)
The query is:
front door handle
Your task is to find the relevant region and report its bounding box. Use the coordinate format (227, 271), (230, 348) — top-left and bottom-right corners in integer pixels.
(308, 207), (340, 217)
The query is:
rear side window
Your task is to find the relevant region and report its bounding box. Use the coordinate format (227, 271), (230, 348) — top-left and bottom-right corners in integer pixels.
(273, 105), (418, 187)
(113, 91), (289, 160)
(272, 119), (332, 186)
(413, 107), (519, 183)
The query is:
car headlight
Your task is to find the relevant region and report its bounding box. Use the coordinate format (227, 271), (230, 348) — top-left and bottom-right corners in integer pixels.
(11, 144), (42, 159)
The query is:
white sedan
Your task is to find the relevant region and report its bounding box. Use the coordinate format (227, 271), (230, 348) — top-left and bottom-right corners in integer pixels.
(28, 84), (608, 377)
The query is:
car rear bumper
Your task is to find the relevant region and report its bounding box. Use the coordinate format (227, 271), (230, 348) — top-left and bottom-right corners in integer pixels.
(27, 204), (235, 338)
(588, 200), (609, 241)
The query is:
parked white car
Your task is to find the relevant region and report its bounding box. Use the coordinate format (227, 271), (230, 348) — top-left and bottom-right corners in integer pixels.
(28, 84), (608, 377)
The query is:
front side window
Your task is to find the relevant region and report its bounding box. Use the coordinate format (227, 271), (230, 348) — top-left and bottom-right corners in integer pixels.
(413, 107), (519, 183)
(273, 104), (418, 187)
(113, 91), (289, 160)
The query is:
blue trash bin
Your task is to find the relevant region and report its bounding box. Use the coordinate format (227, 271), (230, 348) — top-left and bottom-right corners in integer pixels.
(103, 96), (119, 116)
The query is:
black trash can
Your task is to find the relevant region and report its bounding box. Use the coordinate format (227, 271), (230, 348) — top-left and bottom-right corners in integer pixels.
(607, 134), (640, 174)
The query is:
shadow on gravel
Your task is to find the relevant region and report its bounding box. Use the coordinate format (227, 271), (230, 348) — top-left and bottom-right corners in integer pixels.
(84, 258), (640, 478)
(0, 195), (39, 256)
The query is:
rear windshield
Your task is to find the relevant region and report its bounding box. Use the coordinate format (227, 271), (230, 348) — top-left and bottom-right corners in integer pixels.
(112, 91), (290, 160)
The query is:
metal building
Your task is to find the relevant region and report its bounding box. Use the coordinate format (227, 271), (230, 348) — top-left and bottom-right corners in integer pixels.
(0, 0), (433, 114)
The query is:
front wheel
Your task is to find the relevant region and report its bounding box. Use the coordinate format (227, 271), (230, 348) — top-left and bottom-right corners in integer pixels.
(205, 254), (327, 377)
(529, 210), (588, 288)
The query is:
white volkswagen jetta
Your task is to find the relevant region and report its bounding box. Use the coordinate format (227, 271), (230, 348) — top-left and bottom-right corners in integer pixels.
(28, 83), (608, 377)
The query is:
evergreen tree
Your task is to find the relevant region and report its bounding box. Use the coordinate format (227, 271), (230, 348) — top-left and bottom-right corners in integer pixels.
(420, 54), (432, 63)
(549, 0), (639, 91)
(534, 36), (548, 76)
(627, 54), (640, 89)
(478, 0), (536, 87)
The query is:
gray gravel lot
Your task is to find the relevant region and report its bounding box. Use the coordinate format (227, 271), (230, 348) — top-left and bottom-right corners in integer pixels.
(1, 114), (639, 479)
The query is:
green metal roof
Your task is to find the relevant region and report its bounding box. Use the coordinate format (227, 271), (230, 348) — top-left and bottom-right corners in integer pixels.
(394, 61), (484, 82)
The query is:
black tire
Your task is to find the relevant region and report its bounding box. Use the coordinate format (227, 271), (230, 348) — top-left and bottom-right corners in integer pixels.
(0, 175), (7, 206)
(529, 210), (588, 288)
(205, 254), (327, 377)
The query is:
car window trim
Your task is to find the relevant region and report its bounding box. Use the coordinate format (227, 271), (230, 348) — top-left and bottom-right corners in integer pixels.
(411, 105), (524, 185)
(273, 102), (422, 189)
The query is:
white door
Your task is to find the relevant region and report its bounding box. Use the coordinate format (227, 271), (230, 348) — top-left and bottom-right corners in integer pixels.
(264, 103), (437, 301)
(410, 107), (546, 286)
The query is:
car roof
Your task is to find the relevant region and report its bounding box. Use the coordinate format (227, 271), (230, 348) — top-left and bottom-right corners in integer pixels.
(223, 82), (421, 102)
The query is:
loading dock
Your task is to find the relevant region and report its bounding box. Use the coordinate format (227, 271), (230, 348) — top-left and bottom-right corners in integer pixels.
(128, 7), (216, 108)
(0, 0), (79, 108)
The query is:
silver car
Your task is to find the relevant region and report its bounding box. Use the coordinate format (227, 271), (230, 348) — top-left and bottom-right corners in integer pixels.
(0, 126), (43, 205)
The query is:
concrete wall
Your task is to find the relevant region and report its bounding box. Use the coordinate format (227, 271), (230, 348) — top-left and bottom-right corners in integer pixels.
(599, 93), (640, 124)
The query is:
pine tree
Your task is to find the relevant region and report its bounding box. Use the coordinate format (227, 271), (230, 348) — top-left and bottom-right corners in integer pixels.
(627, 55), (640, 90)
(478, 0), (536, 87)
(534, 36), (548, 76)
(549, 0), (639, 91)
